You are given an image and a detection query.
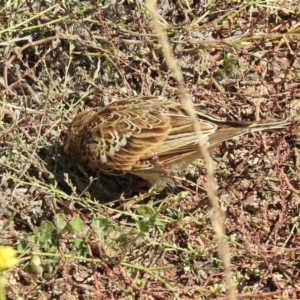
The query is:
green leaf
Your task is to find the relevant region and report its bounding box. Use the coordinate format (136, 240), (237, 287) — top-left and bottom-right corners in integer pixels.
(30, 255), (43, 276)
(69, 217), (83, 232)
(137, 220), (150, 233)
(53, 213), (67, 234)
(137, 205), (155, 218)
(33, 221), (55, 244)
(115, 234), (128, 247)
(92, 217), (112, 236)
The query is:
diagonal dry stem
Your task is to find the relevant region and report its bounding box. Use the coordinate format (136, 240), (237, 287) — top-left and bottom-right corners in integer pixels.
(145, 0), (236, 299)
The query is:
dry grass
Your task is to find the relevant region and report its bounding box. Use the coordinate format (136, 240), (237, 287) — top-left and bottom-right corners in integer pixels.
(146, 1), (235, 298)
(0, 0), (300, 299)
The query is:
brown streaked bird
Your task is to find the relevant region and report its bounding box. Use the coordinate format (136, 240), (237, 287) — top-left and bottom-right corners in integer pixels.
(64, 96), (289, 186)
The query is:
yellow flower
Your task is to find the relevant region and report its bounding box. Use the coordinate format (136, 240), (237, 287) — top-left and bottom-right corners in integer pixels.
(0, 246), (19, 271)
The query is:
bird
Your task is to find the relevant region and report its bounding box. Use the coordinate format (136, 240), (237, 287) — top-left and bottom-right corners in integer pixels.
(64, 96), (289, 187)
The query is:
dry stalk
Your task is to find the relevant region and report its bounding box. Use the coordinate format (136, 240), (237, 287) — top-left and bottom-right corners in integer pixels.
(145, 0), (237, 298)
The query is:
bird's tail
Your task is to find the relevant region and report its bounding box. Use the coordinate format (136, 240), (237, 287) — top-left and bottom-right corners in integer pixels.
(245, 119), (290, 132)
(206, 119), (289, 148)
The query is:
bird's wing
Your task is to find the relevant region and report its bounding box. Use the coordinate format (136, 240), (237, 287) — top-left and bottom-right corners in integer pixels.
(77, 96), (216, 174)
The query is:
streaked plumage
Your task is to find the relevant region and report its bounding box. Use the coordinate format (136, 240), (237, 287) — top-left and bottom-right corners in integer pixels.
(64, 96), (289, 186)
